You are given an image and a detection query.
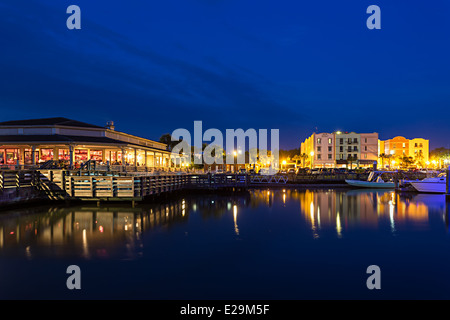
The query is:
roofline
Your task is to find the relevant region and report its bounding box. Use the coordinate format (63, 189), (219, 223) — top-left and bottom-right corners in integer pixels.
(106, 129), (167, 148)
(0, 124), (106, 131)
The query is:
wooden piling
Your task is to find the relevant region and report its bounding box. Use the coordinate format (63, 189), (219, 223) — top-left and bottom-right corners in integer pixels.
(446, 167), (450, 200)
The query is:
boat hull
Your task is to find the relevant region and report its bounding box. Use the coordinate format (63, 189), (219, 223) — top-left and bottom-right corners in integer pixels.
(409, 181), (446, 193)
(345, 179), (395, 189)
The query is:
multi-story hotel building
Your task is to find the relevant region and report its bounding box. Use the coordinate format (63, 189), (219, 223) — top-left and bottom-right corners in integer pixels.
(379, 136), (429, 167)
(300, 132), (335, 168)
(334, 132), (378, 168)
(301, 131), (378, 168)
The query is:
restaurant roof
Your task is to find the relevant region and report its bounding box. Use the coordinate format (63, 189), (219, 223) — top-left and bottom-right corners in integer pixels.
(0, 117), (104, 129)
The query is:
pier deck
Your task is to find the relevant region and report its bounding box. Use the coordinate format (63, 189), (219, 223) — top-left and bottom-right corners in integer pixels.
(0, 170), (258, 204)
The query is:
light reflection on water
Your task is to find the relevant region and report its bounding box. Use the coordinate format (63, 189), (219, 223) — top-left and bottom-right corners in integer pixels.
(0, 189), (448, 260)
(2, 188), (450, 299)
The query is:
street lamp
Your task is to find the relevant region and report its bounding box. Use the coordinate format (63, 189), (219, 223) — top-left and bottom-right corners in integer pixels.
(310, 151), (314, 169)
(282, 160), (287, 171)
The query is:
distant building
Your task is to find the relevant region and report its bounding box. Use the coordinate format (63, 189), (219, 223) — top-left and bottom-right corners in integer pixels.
(301, 131), (378, 168)
(334, 132), (378, 168)
(300, 132), (335, 168)
(379, 136), (429, 168)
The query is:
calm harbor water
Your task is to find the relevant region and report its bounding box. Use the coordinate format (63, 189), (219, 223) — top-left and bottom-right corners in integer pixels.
(0, 188), (450, 299)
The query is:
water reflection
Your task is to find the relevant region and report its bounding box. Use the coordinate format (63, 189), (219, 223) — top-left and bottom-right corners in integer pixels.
(0, 199), (191, 259)
(296, 189), (446, 237)
(0, 189), (448, 259)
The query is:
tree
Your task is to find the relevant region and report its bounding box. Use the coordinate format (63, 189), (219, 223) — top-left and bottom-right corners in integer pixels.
(347, 154), (357, 169)
(379, 153), (388, 168)
(414, 150), (425, 168)
(400, 156), (414, 169)
(299, 153), (308, 168)
(279, 148), (300, 159)
(159, 133), (179, 151)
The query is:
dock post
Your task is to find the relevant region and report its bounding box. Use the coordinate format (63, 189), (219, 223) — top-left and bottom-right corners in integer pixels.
(394, 170), (399, 191)
(446, 166), (450, 201)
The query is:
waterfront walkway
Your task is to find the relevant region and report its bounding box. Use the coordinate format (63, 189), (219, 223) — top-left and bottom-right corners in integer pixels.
(0, 170), (252, 205)
(0, 169), (370, 206)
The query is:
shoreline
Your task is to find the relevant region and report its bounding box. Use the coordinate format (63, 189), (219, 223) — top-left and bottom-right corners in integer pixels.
(0, 183), (353, 212)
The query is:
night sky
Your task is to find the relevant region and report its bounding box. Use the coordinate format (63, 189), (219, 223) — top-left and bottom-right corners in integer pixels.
(1, 0), (449, 149)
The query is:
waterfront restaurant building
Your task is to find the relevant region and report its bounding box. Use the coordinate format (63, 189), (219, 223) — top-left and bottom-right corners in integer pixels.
(0, 117), (178, 170)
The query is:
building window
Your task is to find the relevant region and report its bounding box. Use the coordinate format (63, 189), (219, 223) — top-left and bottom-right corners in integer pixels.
(2, 149), (19, 165)
(328, 146), (332, 152)
(353, 146), (357, 151)
(340, 138), (343, 145)
(402, 143), (406, 148)
(317, 146), (321, 152)
(328, 154), (332, 160)
(328, 138), (332, 144)
(364, 154), (367, 159)
(340, 146), (343, 152)
(75, 149), (88, 162)
(393, 143), (396, 148)
(317, 154), (322, 160)
(354, 154), (358, 159)
(419, 143), (423, 148)
(40, 149), (54, 162)
(353, 138), (358, 143)
(340, 154), (344, 160)
(59, 149), (70, 161)
(364, 146), (367, 151)
(317, 138), (321, 144)
(90, 150), (103, 161)
(347, 147), (352, 152)
(415, 143), (418, 147)
(365, 138), (367, 143)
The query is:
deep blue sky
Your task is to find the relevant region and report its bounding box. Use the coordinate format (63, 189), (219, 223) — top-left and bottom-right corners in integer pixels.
(1, 0), (449, 149)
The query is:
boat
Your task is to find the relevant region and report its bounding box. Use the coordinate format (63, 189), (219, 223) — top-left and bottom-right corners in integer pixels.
(408, 172), (446, 193)
(345, 171), (396, 189)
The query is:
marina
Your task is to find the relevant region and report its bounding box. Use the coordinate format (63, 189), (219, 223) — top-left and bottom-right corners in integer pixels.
(2, 0), (450, 306)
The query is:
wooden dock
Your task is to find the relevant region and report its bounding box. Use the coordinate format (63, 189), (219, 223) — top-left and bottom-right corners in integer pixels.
(0, 170), (255, 204)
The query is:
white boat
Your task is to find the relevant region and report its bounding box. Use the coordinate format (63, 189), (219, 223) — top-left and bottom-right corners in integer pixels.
(345, 171), (396, 189)
(408, 173), (446, 193)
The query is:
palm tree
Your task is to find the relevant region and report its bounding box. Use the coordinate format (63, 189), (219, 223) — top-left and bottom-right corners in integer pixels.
(347, 155), (357, 169)
(299, 153), (308, 168)
(379, 153), (387, 168)
(414, 150), (424, 168)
